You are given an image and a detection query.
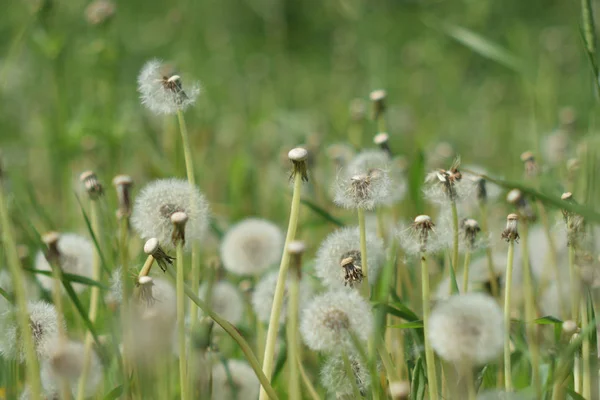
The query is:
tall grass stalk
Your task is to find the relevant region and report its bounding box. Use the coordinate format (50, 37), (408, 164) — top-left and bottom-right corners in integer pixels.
(286, 268), (301, 400)
(568, 236), (579, 322)
(479, 204), (498, 297)
(259, 160), (304, 400)
(450, 200), (459, 293)
(421, 253), (439, 400)
(76, 199), (102, 400)
(176, 241), (188, 400)
(581, 301), (591, 399)
(503, 239), (515, 391)
(0, 179), (42, 399)
(297, 357), (320, 400)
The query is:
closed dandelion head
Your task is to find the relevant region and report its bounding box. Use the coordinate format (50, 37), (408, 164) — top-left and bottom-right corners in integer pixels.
(398, 215), (444, 255)
(41, 339), (103, 398)
(35, 233), (94, 293)
(112, 174), (133, 218)
(315, 227), (385, 289)
(501, 214), (520, 243)
(428, 293), (503, 365)
(131, 179), (209, 251)
(562, 320), (578, 336)
(143, 238), (175, 272)
(80, 170), (103, 200)
(345, 150), (407, 205)
(321, 352), (371, 397)
(220, 218), (283, 276)
(373, 132), (392, 156)
(460, 218), (485, 251)
(170, 211), (188, 246)
(251, 270), (314, 325)
(300, 290), (372, 351)
(199, 281), (244, 326)
(334, 167), (391, 210)
(211, 359), (259, 400)
(424, 158), (473, 204)
(0, 301), (64, 361)
(288, 147), (309, 182)
(137, 59), (201, 115)
(369, 89), (387, 119)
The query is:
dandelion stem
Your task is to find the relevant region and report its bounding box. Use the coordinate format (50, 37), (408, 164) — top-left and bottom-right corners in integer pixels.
(503, 240), (515, 391)
(568, 231), (579, 322)
(462, 251), (471, 293)
(138, 254), (155, 278)
(0, 179), (41, 399)
(342, 350), (363, 399)
(259, 171), (303, 400)
(358, 207), (370, 298)
(297, 356), (320, 400)
(421, 253), (439, 400)
(463, 363), (476, 400)
(581, 300), (591, 399)
(450, 200), (459, 293)
(479, 203), (498, 297)
(76, 200), (102, 400)
(176, 242), (188, 400)
(286, 269), (301, 400)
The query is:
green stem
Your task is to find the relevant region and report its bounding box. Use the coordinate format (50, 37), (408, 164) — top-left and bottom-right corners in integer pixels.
(462, 363), (476, 400)
(504, 240), (515, 391)
(450, 200), (459, 293)
(358, 208), (370, 298)
(165, 269), (279, 400)
(286, 272), (300, 400)
(176, 242), (188, 400)
(118, 217), (132, 395)
(568, 237), (579, 322)
(0, 183), (41, 399)
(421, 253), (439, 400)
(479, 204), (498, 297)
(342, 350), (363, 399)
(462, 251), (471, 293)
(377, 340), (400, 383)
(297, 356), (320, 400)
(581, 300), (591, 399)
(76, 200), (102, 400)
(259, 172), (303, 400)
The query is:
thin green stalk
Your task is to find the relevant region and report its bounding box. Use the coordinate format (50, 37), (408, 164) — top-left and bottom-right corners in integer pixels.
(286, 271), (300, 400)
(0, 183), (42, 399)
(581, 300), (591, 399)
(421, 254), (439, 400)
(259, 171), (303, 400)
(574, 354), (582, 394)
(49, 259), (71, 400)
(377, 340), (400, 383)
(76, 200), (102, 400)
(450, 200), (459, 293)
(462, 363), (476, 400)
(462, 251), (471, 292)
(176, 242), (188, 400)
(521, 222), (541, 397)
(479, 204), (498, 297)
(342, 350), (363, 399)
(358, 208), (370, 298)
(164, 268), (279, 400)
(504, 240), (515, 391)
(568, 237), (579, 322)
(297, 356), (320, 400)
(118, 217), (132, 396)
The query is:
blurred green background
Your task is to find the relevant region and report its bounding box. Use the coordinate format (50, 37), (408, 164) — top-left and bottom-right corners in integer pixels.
(0, 0), (596, 233)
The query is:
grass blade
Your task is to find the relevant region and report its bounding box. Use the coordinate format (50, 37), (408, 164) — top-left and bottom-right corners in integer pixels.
(300, 198), (344, 227)
(74, 193), (112, 277)
(24, 268), (108, 289)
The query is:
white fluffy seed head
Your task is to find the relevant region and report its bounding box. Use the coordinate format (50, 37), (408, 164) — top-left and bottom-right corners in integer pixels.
(137, 59), (201, 115)
(344, 150), (407, 205)
(0, 301), (64, 361)
(131, 179), (210, 251)
(428, 293), (503, 365)
(199, 281), (244, 326)
(397, 217), (445, 255)
(41, 338), (103, 398)
(211, 359), (259, 400)
(300, 290), (373, 351)
(220, 218), (283, 276)
(320, 352), (371, 397)
(334, 167), (392, 210)
(251, 270), (314, 325)
(34, 233), (94, 293)
(315, 227), (385, 289)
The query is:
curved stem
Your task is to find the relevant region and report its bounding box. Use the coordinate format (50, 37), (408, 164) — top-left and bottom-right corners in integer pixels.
(176, 243), (188, 400)
(421, 253), (439, 400)
(450, 200), (459, 293)
(504, 240), (515, 391)
(259, 172), (303, 400)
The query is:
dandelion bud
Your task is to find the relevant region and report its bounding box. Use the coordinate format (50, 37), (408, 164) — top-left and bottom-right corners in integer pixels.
(562, 320), (578, 335)
(136, 276), (155, 307)
(288, 147), (309, 182)
(414, 215), (435, 252)
(80, 171), (103, 200)
(389, 381), (411, 400)
(501, 214), (520, 243)
(143, 238), (174, 273)
(369, 89), (387, 120)
(85, 0), (116, 25)
(288, 240), (305, 279)
(349, 98), (366, 122)
(374, 132), (392, 156)
(170, 211), (188, 246)
(41, 231), (61, 264)
(460, 218), (481, 250)
(112, 175), (133, 218)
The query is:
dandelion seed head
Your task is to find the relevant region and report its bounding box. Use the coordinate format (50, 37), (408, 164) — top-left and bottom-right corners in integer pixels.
(251, 270), (314, 325)
(34, 233), (94, 293)
(423, 158), (475, 204)
(428, 293), (503, 365)
(315, 227), (385, 289)
(0, 301), (64, 361)
(321, 352), (371, 397)
(300, 290), (372, 351)
(397, 215), (445, 255)
(131, 179), (209, 251)
(199, 281), (244, 326)
(137, 59), (201, 115)
(211, 359), (259, 400)
(334, 167), (392, 210)
(220, 218), (283, 276)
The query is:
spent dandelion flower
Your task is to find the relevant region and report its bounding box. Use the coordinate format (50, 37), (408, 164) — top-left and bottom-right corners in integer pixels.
(334, 168), (392, 210)
(423, 157), (475, 204)
(397, 215), (445, 255)
(314, 227), (385, 289)
(199, 281), (244, 326)
(112, 174), (134, 219)
(131, 178), (209, 251)
(211, 359), (260, 400)
(220, 218), (284, 276)
(300, 289), (372, 352)
(369, 89), (387, 120)
(137, 59), (201, 115)
(321, 352), (371, 397)
(143, 238), (175, 273)
(251, 270), (314, 325)
(428, 293), (503, 365)
(373, 132), (392, 156)
(0, 301), (64, 361)
(34, 233), (94, 293)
